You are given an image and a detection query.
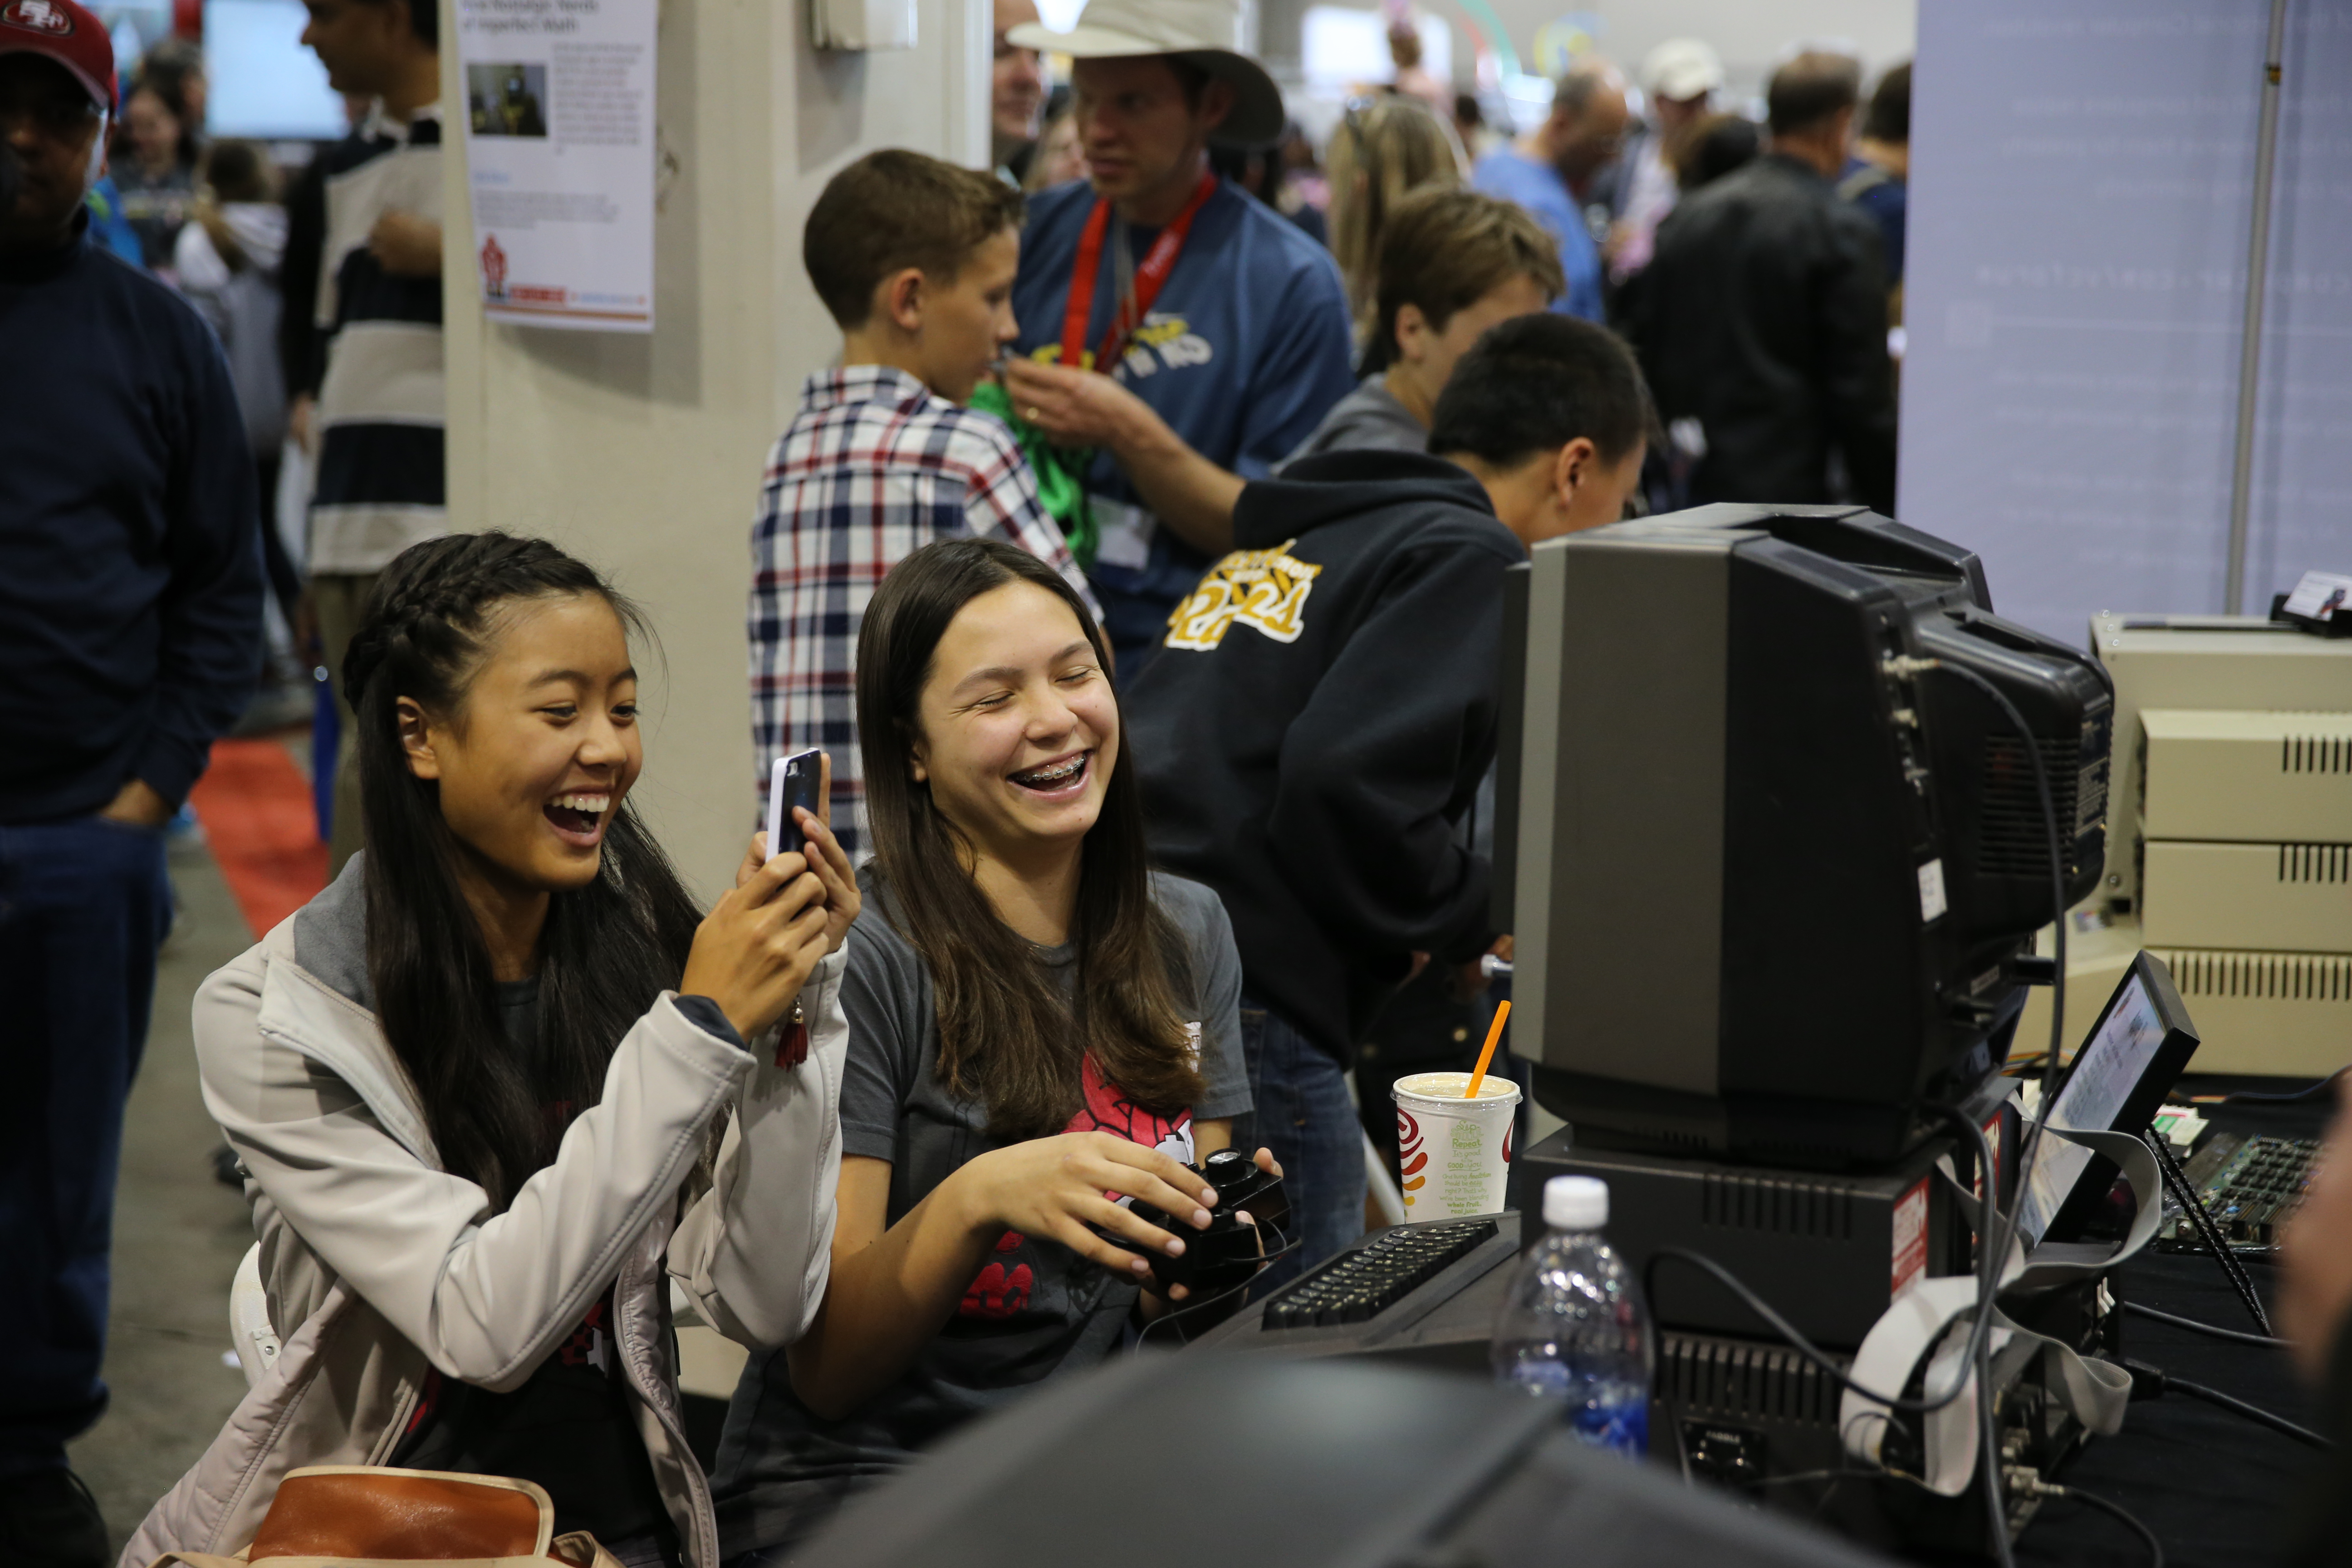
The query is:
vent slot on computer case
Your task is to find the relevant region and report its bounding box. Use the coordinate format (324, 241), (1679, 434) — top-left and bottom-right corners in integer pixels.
(1699, 1173), (1857, 1241)
(1659, 1333), (1846, 1426)
(2278, 843), (2352, 883)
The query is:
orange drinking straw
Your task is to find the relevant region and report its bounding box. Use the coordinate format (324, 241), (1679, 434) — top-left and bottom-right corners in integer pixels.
(1464, 1000), (1511, 1099)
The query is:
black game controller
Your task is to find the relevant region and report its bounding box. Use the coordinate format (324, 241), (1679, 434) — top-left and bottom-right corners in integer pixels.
(1101, 1148), (1291, 1298)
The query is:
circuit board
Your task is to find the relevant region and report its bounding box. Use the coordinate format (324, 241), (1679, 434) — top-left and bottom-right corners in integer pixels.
(2156, 1131), (2322, 1254)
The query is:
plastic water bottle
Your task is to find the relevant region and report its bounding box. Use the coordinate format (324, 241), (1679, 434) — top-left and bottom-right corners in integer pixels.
(1491, 1175), (1653, 1456)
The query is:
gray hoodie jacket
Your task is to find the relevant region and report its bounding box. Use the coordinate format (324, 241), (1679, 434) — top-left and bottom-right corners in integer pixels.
(121, 856), (847, 1568)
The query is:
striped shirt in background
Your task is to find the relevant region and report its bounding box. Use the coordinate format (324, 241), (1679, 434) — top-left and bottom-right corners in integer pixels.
(748, 366), (1098, 859)
(309, 104), (445, 574)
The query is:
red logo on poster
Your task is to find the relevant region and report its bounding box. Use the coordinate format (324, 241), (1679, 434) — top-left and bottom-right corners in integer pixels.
(480, 233), (508, 297)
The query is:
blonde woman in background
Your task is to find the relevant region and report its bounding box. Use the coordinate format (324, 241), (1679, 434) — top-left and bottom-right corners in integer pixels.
(1324, 96), (1465, 346)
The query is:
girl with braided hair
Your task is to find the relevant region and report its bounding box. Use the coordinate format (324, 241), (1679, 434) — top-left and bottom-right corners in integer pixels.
(131, 533), (857, 1568)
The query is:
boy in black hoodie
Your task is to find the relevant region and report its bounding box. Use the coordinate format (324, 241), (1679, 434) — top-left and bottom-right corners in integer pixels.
(1125, 313), (1652, 1284)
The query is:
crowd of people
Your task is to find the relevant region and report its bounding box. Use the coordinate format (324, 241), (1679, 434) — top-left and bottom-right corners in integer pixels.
(14, 1), (2350, 1566)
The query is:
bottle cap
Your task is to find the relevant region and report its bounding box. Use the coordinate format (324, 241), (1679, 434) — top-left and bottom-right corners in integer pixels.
(1544, 1175), (1608, 1230)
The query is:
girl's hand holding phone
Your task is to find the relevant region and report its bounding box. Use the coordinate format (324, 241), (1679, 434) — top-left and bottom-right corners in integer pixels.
(684, 846), (829, 1042)
(735, 753), (861, 955)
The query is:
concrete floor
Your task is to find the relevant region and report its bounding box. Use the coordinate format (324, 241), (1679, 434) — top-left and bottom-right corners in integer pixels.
(68, 833), (260, 1556)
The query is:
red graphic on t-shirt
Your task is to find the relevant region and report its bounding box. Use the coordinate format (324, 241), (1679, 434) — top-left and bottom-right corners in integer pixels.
(954, 1057), (1193, 1318)
(556, 1294), (614, 1373)
(961, 1260), (1035, 1318)
(1063, 1054), (1194, 1182)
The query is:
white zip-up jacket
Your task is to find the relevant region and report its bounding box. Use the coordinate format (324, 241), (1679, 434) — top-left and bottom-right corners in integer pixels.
(121, 855), (846, 1568)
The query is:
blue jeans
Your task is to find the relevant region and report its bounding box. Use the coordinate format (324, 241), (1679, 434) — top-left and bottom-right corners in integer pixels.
(1236, 998), (1365, 1295)
(0, 818), (172, 1474)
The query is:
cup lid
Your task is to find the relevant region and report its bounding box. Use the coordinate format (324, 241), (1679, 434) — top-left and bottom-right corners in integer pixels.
(1393, 1070), (1519, 1102)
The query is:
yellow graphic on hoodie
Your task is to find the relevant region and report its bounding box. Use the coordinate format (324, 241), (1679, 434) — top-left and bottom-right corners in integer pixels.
(1164, 541), (1323, 651)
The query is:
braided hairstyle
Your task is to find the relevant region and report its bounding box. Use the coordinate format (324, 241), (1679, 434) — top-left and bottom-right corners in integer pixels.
(344, 533), (703, 1210)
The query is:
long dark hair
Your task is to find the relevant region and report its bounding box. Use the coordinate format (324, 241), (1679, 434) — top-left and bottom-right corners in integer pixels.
(855, 539), (1205, 1141)
(342, 533), (704, 1209)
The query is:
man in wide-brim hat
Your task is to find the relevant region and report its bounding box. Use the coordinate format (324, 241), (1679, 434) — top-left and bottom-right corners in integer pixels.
(999, 0), (1362, 1292)
(998, 0), (1352, 672)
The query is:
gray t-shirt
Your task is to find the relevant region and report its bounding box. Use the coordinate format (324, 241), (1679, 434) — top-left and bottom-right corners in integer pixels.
(1279, 374), (1428, 469)
(712, 867), (1249, 1556)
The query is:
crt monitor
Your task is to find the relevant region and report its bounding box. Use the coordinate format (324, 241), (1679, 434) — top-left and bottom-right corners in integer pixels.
(1494, 504), (2115, 1169)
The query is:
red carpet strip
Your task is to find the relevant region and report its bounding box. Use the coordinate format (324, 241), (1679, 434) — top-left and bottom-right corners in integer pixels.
(188, 736), (329, 940)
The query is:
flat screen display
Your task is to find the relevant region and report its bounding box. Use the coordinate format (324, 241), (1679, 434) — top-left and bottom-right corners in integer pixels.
(204, 0), (348, 140)
(2015, 970), (2169, 1245)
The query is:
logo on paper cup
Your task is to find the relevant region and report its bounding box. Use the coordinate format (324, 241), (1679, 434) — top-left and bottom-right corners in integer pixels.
(1397, 1107), (1426, 1200)
(1450, 1121), (1479, 1151)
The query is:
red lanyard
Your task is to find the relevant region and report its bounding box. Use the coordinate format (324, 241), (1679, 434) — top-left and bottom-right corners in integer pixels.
(1059, 173), (1217, 373)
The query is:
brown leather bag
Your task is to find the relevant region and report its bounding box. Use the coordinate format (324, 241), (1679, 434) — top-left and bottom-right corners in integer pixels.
(145, 1466), (625, 1568)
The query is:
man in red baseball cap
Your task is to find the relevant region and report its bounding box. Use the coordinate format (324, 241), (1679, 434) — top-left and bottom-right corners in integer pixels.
(2, 5), (265, 1565)
(0, 0), (115, 256)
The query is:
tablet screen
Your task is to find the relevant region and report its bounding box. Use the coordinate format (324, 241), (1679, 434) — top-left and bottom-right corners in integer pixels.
(2015, 971), (2168, 1245)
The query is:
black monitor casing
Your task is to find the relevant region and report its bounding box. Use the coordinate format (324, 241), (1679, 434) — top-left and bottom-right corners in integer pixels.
(1494, 505), (2113, 1168)
(793, 1352), (1897, 1568)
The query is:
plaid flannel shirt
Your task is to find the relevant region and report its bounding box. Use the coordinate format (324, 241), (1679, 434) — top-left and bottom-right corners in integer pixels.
(749, 366), (1097, 858)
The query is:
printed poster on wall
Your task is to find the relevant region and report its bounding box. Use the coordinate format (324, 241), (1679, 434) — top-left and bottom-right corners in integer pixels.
(455, 0), (655, 331)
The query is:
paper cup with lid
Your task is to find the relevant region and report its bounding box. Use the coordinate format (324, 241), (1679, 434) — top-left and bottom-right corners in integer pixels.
(1392, 1070), (1521, 1218)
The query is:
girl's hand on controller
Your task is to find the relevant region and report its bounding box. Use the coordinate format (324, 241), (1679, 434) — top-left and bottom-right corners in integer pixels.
(1235, 1147), (1283, 1254)
(1157, 1147), (1287, 1305)
(953, 1132), (1219, 1286)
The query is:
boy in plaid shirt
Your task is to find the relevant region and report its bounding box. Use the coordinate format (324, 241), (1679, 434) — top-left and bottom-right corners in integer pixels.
(750, 149), (1094, 857)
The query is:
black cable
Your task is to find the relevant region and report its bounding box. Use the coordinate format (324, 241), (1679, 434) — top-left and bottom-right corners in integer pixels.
(1130, 1223), (1302, 1349)
(2147, 1127), (2274, 1336)
(1647, 1250), (1917, 1406)
(1912, 658), (2074, 1568)
(2219, 1067), (2349, 1103)
(2045, 1485), (2164, 1568)
(1917, 662), (2068, 1247)
(1651, 1238), (2014, 1551)
(1643, 1108), (2006, 1417)
(2166, 1374), (2328, 1449)
(1645, 1112), (2014, 1560)
(2121, 1299), (2288, 1349)
(1977, 1319), (2012, 1568)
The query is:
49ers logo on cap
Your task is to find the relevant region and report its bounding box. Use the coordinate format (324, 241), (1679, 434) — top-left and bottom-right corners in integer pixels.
(1, 0), (76, 36)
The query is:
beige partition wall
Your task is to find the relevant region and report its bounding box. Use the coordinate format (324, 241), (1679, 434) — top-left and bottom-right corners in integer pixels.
(438, 0), (989, 897)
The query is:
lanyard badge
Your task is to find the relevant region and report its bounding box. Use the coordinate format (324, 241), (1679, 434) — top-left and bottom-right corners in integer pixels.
(1059, 174), (1217, 376)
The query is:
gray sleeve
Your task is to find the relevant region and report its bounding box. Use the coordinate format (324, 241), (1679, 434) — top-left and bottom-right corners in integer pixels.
(1167, 878), (1251, 1122)
(838, 922), (929, 1163)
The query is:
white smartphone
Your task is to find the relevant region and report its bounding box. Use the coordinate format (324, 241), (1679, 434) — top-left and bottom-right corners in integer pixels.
(765, 750), (822, 862)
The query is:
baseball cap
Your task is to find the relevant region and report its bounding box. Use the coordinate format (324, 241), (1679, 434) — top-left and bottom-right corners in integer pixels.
(0, 0), (117, 114)
(1640, 37), (1723, 104)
